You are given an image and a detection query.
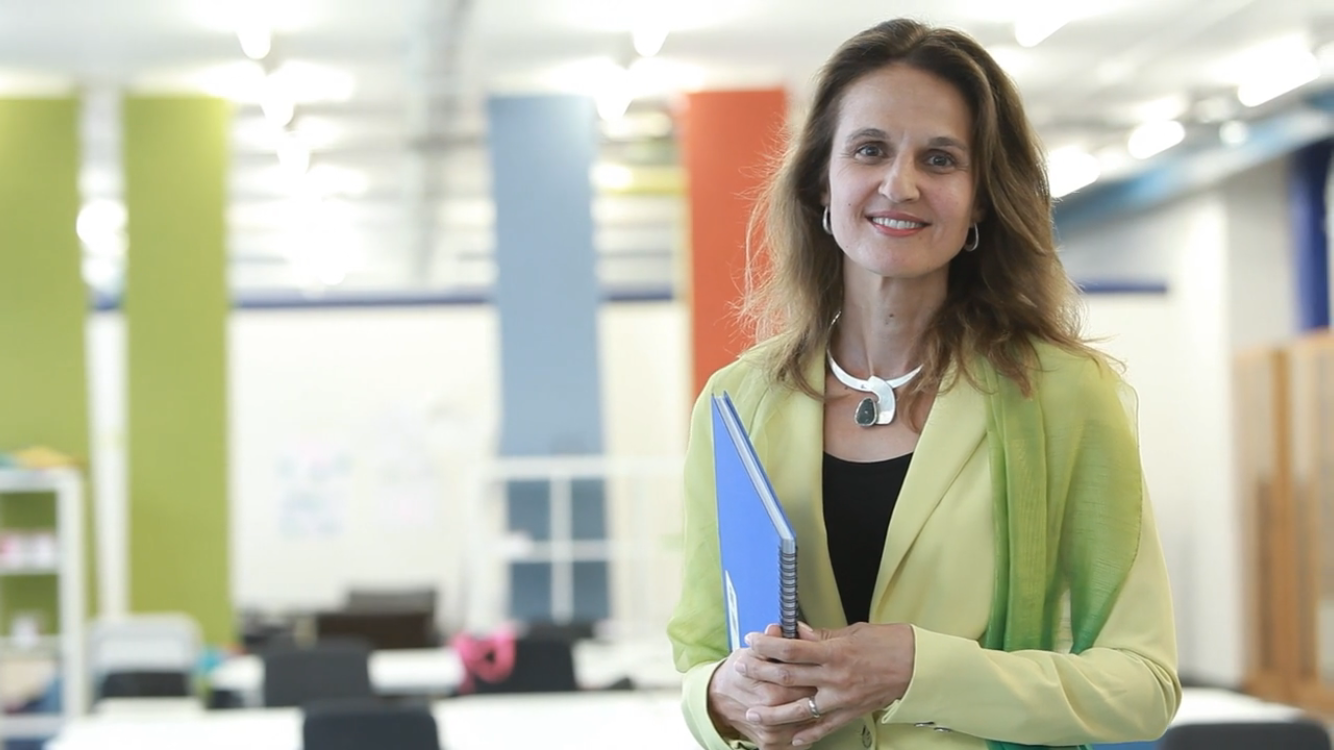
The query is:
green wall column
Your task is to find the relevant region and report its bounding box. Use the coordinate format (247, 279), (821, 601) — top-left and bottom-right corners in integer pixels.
(123, 96), (231, 645)
(0, 98), (97, 632)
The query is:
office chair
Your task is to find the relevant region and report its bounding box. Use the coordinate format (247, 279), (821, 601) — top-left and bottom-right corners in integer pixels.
(88, 613), (201, 701)
(261, 640), (373, 708)
(302, 698), (439, 750)
(471, 635), (578, 694)
(1158, 719), (1331, 750)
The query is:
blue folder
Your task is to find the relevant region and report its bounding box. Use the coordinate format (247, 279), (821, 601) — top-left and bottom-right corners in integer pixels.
(711, 392), (798, 651)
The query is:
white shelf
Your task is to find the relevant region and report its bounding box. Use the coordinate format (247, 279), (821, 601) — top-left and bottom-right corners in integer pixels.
(0, 635), (62, 656)
(0, 467), (88, 726)
(0, 468), (79, 495)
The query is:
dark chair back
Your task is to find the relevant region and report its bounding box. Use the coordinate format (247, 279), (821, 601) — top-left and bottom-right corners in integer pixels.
(98, 670), (192, 699)
(262, 641), (373, 708)
(302, 698), (439, 750)
(472, 636), (578, 694)
(1159, 719), (1331, 750)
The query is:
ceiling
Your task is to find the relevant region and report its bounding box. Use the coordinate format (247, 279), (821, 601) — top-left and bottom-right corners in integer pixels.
(2, 0), (1332, 297)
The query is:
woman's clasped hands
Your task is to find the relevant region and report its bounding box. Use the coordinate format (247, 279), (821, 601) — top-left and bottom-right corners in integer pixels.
(706, 621), (917, 749)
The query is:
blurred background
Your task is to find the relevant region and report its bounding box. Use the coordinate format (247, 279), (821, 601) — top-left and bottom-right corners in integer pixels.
(1, 0), (1334, 747)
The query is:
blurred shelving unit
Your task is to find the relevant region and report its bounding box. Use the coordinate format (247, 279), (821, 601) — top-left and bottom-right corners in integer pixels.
(0, 467), (86, 740)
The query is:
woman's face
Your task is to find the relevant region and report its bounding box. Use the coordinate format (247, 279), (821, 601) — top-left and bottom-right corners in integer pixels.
(825, 63), (980, 286)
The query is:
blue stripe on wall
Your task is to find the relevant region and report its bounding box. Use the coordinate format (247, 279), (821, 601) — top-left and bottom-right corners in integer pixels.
(1289, 139), (1332, 331)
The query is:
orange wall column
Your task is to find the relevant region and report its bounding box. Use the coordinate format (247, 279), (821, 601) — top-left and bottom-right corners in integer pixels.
(680, 89), (788, 397)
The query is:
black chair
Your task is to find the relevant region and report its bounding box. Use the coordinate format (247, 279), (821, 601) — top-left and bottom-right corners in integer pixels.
(262, 641), (374, 708)
(1158, 719), (1332, 750)
(98, 670), (192, 699)
(472, 636), (578, 694)
(302, 698), (439, 750)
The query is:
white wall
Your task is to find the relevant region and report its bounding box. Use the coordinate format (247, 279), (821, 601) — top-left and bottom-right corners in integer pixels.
(226, 302), (690, 633)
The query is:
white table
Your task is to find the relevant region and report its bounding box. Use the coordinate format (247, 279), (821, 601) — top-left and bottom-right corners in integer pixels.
(208, 638), (680, 707)
(1170, 687), (1309, 725)
(47, 690), (696, 750)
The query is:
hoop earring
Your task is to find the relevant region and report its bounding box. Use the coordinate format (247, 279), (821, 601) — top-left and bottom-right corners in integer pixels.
(822, 206), (833, 235)
(962, 222), (979, 252)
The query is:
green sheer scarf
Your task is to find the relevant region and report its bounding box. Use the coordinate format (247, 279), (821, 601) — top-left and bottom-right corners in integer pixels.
(978, 351), (1144, 750)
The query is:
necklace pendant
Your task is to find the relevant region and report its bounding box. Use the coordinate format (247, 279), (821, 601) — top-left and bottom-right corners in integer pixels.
(855, 397), (878, 427)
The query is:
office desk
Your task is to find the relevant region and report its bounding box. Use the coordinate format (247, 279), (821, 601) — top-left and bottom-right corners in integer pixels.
(209, 638), (680, 707)
(48, 690), (695, 750)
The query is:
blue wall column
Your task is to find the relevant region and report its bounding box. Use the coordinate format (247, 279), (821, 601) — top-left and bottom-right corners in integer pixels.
(487, 94), (607, 624)
(1290, 139), (1332, 331)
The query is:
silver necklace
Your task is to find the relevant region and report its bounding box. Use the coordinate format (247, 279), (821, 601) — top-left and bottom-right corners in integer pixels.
(827, 351), (922, 427)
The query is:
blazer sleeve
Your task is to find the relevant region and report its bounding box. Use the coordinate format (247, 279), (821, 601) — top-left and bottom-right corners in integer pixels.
(667, 374), (755, 750)
(877, 484), (1182, 745)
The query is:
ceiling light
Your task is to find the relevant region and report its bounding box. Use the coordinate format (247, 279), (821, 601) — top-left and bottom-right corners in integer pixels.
(260, 81), (295, 128)
(1236, 49), (1319, 107)
(237, 24), (271, 60)
(76, 200), (127, 256)
(1046, 147), (1100, 198)
(1133, 95), (1189, 124)
(633, 27), (669, 57)
(1127, 120), (1185, 160)
(1219, 120), (1249, 146)
(1013, 15), (1067, 48)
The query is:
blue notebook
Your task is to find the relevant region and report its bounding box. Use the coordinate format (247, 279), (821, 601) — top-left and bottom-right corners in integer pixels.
(711, 392), (799, 650)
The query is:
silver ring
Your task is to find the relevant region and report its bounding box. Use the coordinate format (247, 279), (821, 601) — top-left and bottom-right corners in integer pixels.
(806, 696), (822, 720)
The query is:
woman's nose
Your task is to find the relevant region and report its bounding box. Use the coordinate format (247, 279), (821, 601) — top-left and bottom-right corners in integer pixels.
(880, 158), (920, 203)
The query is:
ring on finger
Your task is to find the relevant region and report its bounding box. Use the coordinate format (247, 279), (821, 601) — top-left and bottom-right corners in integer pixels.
(806, 696), (822, 720)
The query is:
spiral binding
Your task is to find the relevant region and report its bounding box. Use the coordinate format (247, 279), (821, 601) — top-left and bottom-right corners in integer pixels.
(780, 549), (799, 638)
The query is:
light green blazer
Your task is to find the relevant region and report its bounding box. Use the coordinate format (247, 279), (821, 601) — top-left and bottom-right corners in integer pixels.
(668, 341), (1180, 750)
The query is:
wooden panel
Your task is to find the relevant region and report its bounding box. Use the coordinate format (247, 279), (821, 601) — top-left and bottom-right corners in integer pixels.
(1288, 334), (1334, 713)
(1235, 346), (1297, 701)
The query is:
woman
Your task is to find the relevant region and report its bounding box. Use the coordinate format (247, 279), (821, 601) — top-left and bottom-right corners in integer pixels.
(667, 18), (1181, 750)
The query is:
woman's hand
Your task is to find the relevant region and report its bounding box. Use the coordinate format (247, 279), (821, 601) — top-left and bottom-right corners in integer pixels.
(742, 622), (916, 746)
(707, 624), (817, 750)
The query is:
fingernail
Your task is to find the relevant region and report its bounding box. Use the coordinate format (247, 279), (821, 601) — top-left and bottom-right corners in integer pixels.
(793, 738), (806, 746)
(745, 710), (760, 723)
(744, 633), (754, 645)
(735, 661), (747, 675)
(798, 622), (814, 635)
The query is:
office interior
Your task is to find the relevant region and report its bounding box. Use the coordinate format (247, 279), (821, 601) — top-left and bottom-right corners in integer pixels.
(1, 0), (1333, 748)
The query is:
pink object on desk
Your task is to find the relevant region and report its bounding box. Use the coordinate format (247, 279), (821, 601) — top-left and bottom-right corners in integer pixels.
(450, 628), (516, 694)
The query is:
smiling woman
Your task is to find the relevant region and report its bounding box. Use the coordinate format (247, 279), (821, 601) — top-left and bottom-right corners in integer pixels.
(668, 17), (1181, 750)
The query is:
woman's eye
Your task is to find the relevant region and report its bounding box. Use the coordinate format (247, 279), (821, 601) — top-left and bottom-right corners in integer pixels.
(927, 152), (956, 168)
(855, 144), (884, 158)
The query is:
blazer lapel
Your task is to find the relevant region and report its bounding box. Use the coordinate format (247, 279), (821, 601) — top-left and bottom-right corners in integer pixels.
(752, 351), (848, 631)
(869, 372), (987, 615)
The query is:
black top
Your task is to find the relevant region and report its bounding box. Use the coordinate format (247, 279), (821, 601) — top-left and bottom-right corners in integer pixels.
(822, 451), (912, 625)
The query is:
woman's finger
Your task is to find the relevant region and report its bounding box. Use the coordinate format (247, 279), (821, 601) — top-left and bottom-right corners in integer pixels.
(745, 694), (826, 727)
(749, 631), (828, 664)
(743, 656), (820, 688)
(791, 708), (855, 747)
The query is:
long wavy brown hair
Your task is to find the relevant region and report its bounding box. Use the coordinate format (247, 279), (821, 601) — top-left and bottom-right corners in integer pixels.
(743, 18), (1096, 405)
